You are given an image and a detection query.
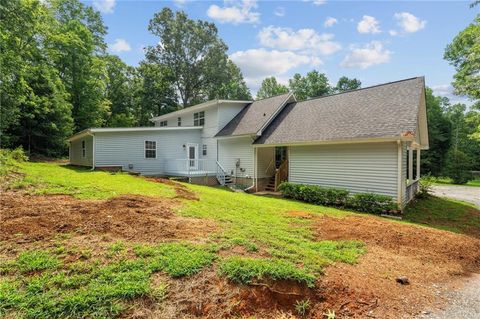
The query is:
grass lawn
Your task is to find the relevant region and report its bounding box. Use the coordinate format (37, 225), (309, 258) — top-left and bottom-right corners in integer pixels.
(404, 196), (480, 235)
(1, 162), (365, 318)
(433, 177), (480, 187)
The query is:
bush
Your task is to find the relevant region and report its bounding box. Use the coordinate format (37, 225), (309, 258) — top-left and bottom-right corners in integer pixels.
(0, 147), (28, 176)
(347, 193), (397, 214)
(417, 174), (436, 199)
(279, 182), (397, 214)
(278, 183), (349, 206)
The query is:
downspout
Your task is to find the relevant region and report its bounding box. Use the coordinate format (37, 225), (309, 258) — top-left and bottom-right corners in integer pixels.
(396, 140), (402, 209)
(90, 133), (96, 171)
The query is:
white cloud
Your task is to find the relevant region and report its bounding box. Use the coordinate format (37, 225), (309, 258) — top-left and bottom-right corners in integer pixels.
(93, 0), (115, 14)
(389, 30), (398, 36)
(340, 41), (391, 69)
(274, 6), (285, 17)
(304, 0), (327, 6)
(324, 17), (338, 28)
(357, 15), (381, 34)
(431, 84), (452, 97)
(173, 0), (187, 7)
(394, 12), (426, 33)
(230, 48), (322, 88)
(258, 26), (341, 55)
(207, 0), (260, 25)
(109, 39), (131, 53)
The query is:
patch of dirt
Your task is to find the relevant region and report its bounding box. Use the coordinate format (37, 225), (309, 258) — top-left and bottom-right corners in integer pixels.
(0, 190), (214, 243)
(147, 177), (199, 201)
(312, 215), (480, 318)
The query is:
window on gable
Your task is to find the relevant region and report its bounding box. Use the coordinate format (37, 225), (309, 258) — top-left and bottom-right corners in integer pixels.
(193, 111), (205, 126)
(81, 140), (86, 158)
(202, 144), (207, 156)
(145, 141), (156, 159)
(177, 117), (181, 126)
(159, 120), (167, 127)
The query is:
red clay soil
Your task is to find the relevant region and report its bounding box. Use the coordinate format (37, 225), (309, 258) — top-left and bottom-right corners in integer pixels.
(0, 190), (213, 243)
(311, 214), (480, 318)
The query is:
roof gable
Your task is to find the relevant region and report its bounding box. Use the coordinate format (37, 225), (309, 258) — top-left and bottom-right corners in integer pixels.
(216, 92), (295, 137)
(254, 77), (428, 147)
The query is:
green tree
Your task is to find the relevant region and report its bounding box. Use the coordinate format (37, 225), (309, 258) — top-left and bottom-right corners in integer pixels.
(288, 71), (331, 101)
(0, 0), (73, 155)
(256, 77), (289, 99)
(208, 60), (252, 101)
(135, 62), (177, 125)
(49, 0), (110, 130)
(335, 76), (362, 93)
(420, 88), (452, 176)
(104, 55), (138, 127)
(145, 8), (231, 107)
(443, 149), (473, 184)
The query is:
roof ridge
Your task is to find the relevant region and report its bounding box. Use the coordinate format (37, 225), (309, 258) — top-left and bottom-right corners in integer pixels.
(295, 76), (424, 104)
(253, 91), (291, 102)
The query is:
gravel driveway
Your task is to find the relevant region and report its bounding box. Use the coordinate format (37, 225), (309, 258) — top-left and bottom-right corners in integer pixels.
(431, 185), (480, 208)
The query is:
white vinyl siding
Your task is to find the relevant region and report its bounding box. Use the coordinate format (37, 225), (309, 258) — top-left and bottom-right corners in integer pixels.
(289, 142), (399, 198)
(69, 136), (93, 166)
(218, 136), (254, 178)
(94, 130), (201, 175)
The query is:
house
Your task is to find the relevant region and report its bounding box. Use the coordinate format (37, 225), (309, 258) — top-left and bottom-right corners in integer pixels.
(68, 77), (428, 208)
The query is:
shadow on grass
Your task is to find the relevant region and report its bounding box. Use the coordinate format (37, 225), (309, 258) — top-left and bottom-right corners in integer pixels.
(404, 195), (480, 238)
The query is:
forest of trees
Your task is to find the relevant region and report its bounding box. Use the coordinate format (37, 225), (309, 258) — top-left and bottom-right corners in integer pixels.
(1, 0), (479, 183)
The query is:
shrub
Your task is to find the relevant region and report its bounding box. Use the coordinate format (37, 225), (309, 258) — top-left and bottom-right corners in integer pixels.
(0, 147), (28, 176)
(278, 182), (349, 206)
(279, 182), (397, 214)
(417, 174), (436, 199)
(347, 192), (397, 214)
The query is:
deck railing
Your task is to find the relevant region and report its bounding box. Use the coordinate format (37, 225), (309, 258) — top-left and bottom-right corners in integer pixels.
(406, 179), (419, 203)
(163, 159), (216, 177)
(216, 161), (228, 185)
(274, 159), (289, 191)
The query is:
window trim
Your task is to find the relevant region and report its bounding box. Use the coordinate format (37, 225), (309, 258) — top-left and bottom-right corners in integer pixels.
(193, 111), (205, 126)
(202, 144), (207, 156)
(159, 120), (167, 127)
(81, 140), (86, 158)
(144, 140), (157, 159)
(177, 117), (181, 126)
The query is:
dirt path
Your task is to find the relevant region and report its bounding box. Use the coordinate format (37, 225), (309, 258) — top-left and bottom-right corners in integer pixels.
(431, 185), (480, 208)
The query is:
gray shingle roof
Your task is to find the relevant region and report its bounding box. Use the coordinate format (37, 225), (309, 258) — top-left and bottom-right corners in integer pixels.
(216, 93), (292, 137)
(254, 77), (425, 145)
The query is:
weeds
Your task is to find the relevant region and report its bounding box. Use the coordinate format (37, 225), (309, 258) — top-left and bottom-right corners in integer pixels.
(295, 299), (311, 316)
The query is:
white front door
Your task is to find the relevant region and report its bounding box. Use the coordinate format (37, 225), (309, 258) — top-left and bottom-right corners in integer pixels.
(187, 143), (198, 170)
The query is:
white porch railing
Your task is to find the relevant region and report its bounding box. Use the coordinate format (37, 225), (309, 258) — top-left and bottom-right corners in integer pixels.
(406, 179), (419, 203)
(216, 161), (229, 185)
(163, 159), (216, 177)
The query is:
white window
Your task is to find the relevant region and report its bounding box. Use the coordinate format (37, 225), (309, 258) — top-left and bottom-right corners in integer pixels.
(159, 120), (167, 127)
(193, 111), (205, 126)
(202, 144), (207, 156)
(81, 140), (86, 158)
(145, 141), (156, 159)
(177, 117), (181, 126)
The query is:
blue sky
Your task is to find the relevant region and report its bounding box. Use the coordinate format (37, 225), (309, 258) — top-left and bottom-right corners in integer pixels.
(87, 0), (476, 102)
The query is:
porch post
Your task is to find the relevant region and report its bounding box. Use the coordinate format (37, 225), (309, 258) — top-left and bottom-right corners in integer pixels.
(416, 149), (421, 180)
(408, 146), (413, 184)
(254, 147), (258, 191)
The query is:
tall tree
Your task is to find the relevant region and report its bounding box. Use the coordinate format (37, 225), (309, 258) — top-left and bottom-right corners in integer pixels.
(335, 76), (362, 92)
(146, 8), (231, 108)
(0, 0), (73, 155)
(420, 88), (452, 175)
(208, 60), (252, 101)
(288, 70), (331, 100)
(49, 0), (110, 130)
(135, 62), (177, 125)
(256, 77), (289, 99)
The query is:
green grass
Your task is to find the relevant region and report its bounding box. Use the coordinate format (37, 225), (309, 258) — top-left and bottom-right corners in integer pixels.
(18, 162), (175, 199)
(433, 177), (480, 187)
(404, 196), (480, 235)
(0, 243), (214, 319)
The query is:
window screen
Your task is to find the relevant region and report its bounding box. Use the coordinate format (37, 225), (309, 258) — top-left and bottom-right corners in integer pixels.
(145, 141), (156, 158)
(193, 111), (205, 126)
